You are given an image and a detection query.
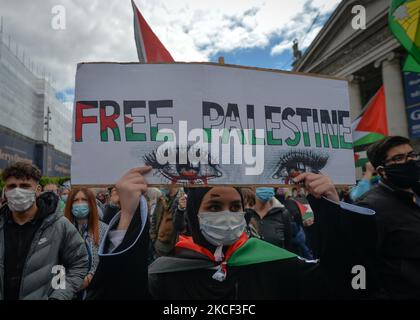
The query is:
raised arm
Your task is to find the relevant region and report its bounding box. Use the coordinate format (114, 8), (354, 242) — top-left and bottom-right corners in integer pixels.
(86, 166), (152, 300)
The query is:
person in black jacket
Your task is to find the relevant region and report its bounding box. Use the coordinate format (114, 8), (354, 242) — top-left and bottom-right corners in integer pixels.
(354, 136), (420, 299)
(102, 187), (120, 225)
(248, 187), (293, 250)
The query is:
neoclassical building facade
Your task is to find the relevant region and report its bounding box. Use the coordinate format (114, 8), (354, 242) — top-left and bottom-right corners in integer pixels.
(293, 0), (411, 144)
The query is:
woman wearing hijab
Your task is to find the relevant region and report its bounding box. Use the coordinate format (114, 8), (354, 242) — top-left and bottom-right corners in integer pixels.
(148, 176), (379, 299)
(88, 167), (376, 300)
(148, 184), (327, 299)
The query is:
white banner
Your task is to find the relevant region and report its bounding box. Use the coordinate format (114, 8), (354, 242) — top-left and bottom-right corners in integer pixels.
(71, 62), (355, 186)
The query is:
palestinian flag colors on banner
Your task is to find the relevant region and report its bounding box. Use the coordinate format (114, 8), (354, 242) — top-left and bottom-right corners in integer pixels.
(389, 0), (420, 72)
(352, 85), (389, 167)
(131, 0), (174, 63)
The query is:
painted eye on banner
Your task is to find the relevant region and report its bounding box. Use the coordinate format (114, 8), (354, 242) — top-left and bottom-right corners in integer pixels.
(271, 150), (329, 184)
(143, 145), (222, 185)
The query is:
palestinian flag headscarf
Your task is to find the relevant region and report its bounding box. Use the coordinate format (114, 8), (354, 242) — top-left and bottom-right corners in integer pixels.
(149, 186), (298, 281)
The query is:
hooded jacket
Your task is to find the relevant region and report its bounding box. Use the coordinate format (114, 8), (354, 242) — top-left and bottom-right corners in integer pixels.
(0, 192), (89, 300)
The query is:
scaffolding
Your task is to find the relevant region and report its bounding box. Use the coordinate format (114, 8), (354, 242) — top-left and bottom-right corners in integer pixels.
(0, 17), (72, 156)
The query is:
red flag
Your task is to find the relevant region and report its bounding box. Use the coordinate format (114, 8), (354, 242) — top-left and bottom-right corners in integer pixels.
(131, 0), (174, 63)
(294, 200), (308, 216)
(352, 85), (389, 167)
(354, 85), (388, 136)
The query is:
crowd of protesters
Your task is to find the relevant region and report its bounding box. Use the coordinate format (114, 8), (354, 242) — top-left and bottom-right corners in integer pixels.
(0, 136), (419, 300)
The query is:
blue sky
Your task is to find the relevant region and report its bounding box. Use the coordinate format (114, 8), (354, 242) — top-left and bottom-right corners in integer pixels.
(208, 1), (335, 70)
(210, 43), (294, 71)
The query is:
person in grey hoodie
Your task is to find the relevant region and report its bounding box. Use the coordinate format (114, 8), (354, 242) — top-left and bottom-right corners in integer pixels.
(0, 162), (88, 300)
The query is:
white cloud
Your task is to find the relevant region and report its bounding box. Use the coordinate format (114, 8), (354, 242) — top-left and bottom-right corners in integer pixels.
(271, 40), (292, 56)
(0, 0), (342, 96)
(302, 25), (324, 49)
(270, 0), (341, 57)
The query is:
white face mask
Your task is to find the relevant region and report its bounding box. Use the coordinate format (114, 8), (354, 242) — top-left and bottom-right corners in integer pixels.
(198, 211), (246, 246)
(5, 187), (36, 213)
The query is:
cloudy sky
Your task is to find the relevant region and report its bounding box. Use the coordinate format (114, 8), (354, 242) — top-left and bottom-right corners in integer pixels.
(0, 0), (342, 108)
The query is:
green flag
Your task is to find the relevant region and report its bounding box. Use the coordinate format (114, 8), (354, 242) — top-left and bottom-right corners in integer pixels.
(228, 238), (297, 267)
(389, 0), (420, 71)
(404, 54), (420, 72)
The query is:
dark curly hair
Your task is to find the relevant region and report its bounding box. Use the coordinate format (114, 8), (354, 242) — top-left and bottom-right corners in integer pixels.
(1, 162), (42, 183)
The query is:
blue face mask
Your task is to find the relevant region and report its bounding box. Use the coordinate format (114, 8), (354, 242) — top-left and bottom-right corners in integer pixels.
(256, 187), (275, 203)
(72, 203), (90, 219)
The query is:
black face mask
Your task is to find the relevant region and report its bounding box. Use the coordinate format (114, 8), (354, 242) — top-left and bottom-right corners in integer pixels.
(383, 160), (420, 189)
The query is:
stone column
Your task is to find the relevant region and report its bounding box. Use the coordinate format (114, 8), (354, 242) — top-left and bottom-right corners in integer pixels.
(375, 52), (408, 137)
(346, 75), (363, 120)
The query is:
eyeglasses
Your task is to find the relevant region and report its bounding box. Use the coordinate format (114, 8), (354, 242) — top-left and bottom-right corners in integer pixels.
(384, 151), (420, 165)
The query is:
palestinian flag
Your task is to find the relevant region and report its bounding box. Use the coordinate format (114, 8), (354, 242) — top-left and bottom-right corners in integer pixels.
(389, 0), (420, 72)
(131, 0), (174, 63)
(352, 86), (388, 167)
(295, 200), (314, 221)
